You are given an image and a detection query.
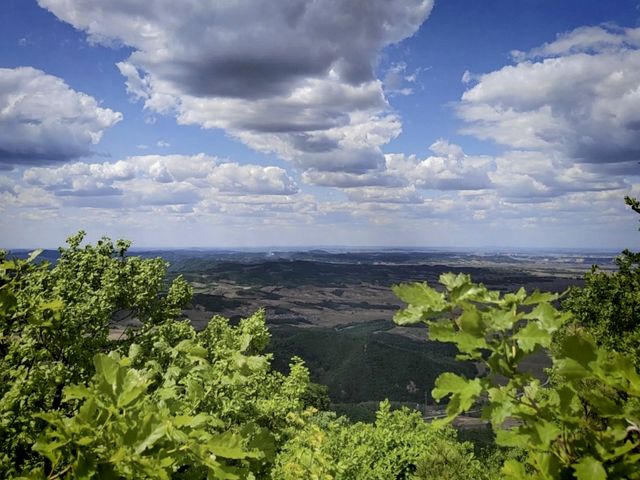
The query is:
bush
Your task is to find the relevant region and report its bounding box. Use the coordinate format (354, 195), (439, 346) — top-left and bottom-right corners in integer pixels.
(272, 401), (492, 480)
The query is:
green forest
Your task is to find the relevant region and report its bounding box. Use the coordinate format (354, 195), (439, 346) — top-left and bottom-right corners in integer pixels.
(1, 197), (639, 479)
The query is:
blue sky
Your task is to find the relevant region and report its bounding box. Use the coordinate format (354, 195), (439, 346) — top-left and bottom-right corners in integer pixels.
(0, 0), (639, 249)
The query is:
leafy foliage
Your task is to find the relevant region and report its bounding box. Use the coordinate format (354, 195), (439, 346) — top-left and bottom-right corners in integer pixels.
(33, 350), (262, 479)
(393, 273), (640, 479)
(31, 309), (314, 479)
(0, 233), (313, 478)
(0, 232), (187, 475)
(272, 401), (491, 480)
(562, 197), (640, 366)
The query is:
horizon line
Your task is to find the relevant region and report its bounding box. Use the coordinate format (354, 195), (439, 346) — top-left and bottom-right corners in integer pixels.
(2, 244), (627, 254)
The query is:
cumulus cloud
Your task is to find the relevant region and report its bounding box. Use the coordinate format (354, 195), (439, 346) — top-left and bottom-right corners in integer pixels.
(37, 0), (432, 182)
(0, 67), (122, 166)
(490, 150), (627, 201)
(386, 139), (494, 191)
(0, 185), (60, 210)
(208, 163), (299, 195)
(458, 24), (640, 173)
(22, 154), (299, 210)
(23, 160), (135, 196)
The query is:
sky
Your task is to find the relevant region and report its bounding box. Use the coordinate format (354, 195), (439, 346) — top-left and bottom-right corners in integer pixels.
(0, 0), (639, 249)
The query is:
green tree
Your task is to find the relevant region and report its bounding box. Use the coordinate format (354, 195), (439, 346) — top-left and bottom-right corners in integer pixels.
(0, 233), (313, 478)
(562, 196), (640, 366)
(1, 232), (191, 475)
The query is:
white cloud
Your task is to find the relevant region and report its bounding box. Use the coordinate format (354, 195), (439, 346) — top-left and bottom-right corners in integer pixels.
(385, 139), (494, 191)
(208, 163), (298, 195)
(0, 185), (60, 210)
(0, 67), (122, 166)
(458, 25), (640, 173)
(37, 0), (433, 179)
(22, 154), (299, 209)
(516, 25), (640, 60)
(490, 150), (627, 201)
(23, 160), (135, 194)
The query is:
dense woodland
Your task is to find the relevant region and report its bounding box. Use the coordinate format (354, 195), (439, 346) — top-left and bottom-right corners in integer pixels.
(1, 197), (639, 479)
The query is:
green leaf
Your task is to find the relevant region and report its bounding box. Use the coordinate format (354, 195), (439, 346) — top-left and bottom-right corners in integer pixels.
(523, 290), (558, 305)
(514, 322), (551, 352)
(134, 423), (168, 454)
(533, 419), (561, 448)
(393, 306), (427, 325)
(501, 287), (527, 307)
(581, 389), (623, 416)
(128, 343), (141, 360)
(502, 459), (530, 479)
(573, 456), (606, 480)
(245, 355), (267, 370)
(451, 282), (492, 303)
(556, 386), (579, 417)
(496, 428), (530, 449)
(175, 340), (208, 358)
(485, 308), (520, 331)
(207, 432), (251, 460)
(26, 248), (43, 263)
(63, 385), (91, 401)
(173, 414), (209, 428)
(238, 333), (252, 352)
(74, 451), (97, 480)
(32, 437), (66, 465)
(391, 282), (449, 325)
(555, 358), (591, 380)
(432, 373), (482, 415)
(2, 259), (17, 270)
(117, 369), (148, 407)
(76, 436), (94, 446)
(392, 282), (443, 306)
(439, 273), (471, 292)
(109, 447), (127, 463)
(93, 354), (119, 386)
(428, 319), (457, 342)
(531, 451), (562, 479)
(523, 302), (567, 333)
(484, 388), (514, 425)
(0, 288), (17, 313)
(556, 334), (598, 377)
(429, 316), (487, 354)
(459, 307), (484, 337)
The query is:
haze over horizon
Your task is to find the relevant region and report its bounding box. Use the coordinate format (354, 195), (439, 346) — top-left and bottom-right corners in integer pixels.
(1, 0), (639, 249)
